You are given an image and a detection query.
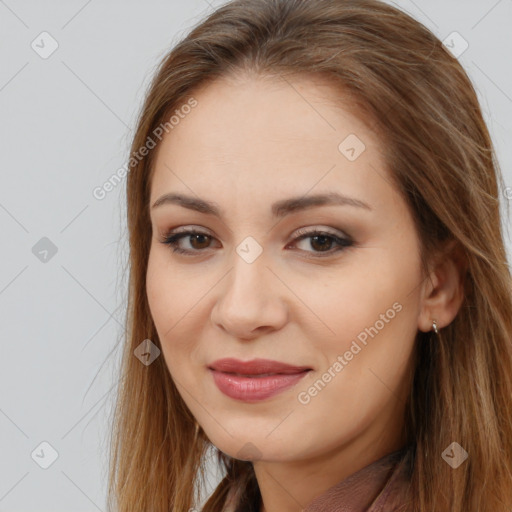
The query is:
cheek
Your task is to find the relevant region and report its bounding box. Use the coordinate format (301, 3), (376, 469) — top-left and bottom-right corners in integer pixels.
(297, 268), (397, 336)
(146, 248), (195, 328)
(146, 251), (172, 326)
(146, 250), (205, 372)
(305, 248), (421, 360)
(292, 264), (418, 440)
(146, 252), (184, 357)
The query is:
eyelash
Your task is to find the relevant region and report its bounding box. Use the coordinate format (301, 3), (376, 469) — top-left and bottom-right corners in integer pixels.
(160, 227), (353, 258)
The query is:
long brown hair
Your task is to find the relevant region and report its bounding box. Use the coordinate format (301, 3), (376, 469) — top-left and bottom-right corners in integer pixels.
(106, 0), (512, 510)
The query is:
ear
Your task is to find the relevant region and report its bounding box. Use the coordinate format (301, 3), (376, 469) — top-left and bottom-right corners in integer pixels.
(417, 239), (467, 333)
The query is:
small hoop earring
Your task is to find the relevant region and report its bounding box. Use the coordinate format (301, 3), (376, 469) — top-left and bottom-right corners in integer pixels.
(432, 319), (438, 335)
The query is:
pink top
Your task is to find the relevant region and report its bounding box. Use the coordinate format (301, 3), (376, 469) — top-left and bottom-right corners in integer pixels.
(223, 445), (414, 512)
(303, 445), (413, 512)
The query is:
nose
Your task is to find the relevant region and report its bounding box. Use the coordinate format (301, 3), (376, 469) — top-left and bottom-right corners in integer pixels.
(210, 254), (289, 340)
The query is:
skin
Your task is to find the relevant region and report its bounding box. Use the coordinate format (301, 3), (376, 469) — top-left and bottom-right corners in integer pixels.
(146, 72), (465, 512)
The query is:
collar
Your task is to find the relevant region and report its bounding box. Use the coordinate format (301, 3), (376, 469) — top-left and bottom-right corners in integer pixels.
(303, 445), (414, 512)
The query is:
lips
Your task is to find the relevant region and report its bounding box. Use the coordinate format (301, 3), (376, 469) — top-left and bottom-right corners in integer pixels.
(208, 358), (312, 402)
(208, 357), (312, 376)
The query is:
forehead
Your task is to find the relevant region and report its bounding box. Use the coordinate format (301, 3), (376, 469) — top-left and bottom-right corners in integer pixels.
(150, 73), (393, 214)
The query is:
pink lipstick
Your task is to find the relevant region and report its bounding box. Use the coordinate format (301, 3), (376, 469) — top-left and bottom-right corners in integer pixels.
(208, 358), (311, 402)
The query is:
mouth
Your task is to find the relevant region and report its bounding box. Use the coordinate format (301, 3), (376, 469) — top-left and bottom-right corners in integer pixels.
(209, 369), (311, 402)
(207, 357), (312, 376)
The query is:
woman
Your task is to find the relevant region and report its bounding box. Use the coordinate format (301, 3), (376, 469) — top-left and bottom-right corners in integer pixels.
(107, 0), (512, 510)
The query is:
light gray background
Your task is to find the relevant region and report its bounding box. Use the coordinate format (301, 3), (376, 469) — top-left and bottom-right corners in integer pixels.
(0, 1), (511, 511)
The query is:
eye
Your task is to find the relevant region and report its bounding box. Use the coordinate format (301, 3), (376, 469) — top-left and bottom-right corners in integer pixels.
(160, 229), (218, 255)
(160, 227), (353, 257)
(290, 227), (353, 257)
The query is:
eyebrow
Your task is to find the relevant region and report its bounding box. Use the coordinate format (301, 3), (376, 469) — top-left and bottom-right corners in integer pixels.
(151, 192), (373, 218)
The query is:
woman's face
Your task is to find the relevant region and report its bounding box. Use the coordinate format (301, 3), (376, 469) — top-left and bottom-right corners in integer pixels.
(146, 73), (426, 463)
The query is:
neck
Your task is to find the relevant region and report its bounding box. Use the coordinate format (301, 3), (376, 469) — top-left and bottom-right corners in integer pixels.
(254, 423), (408, 512)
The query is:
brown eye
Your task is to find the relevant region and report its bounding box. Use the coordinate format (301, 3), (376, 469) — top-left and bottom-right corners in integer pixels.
(188, 233), (211, 250)
(291, 228), (353, 257)
(161, 230), (217, 254)
(309, 234), (336, 252)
